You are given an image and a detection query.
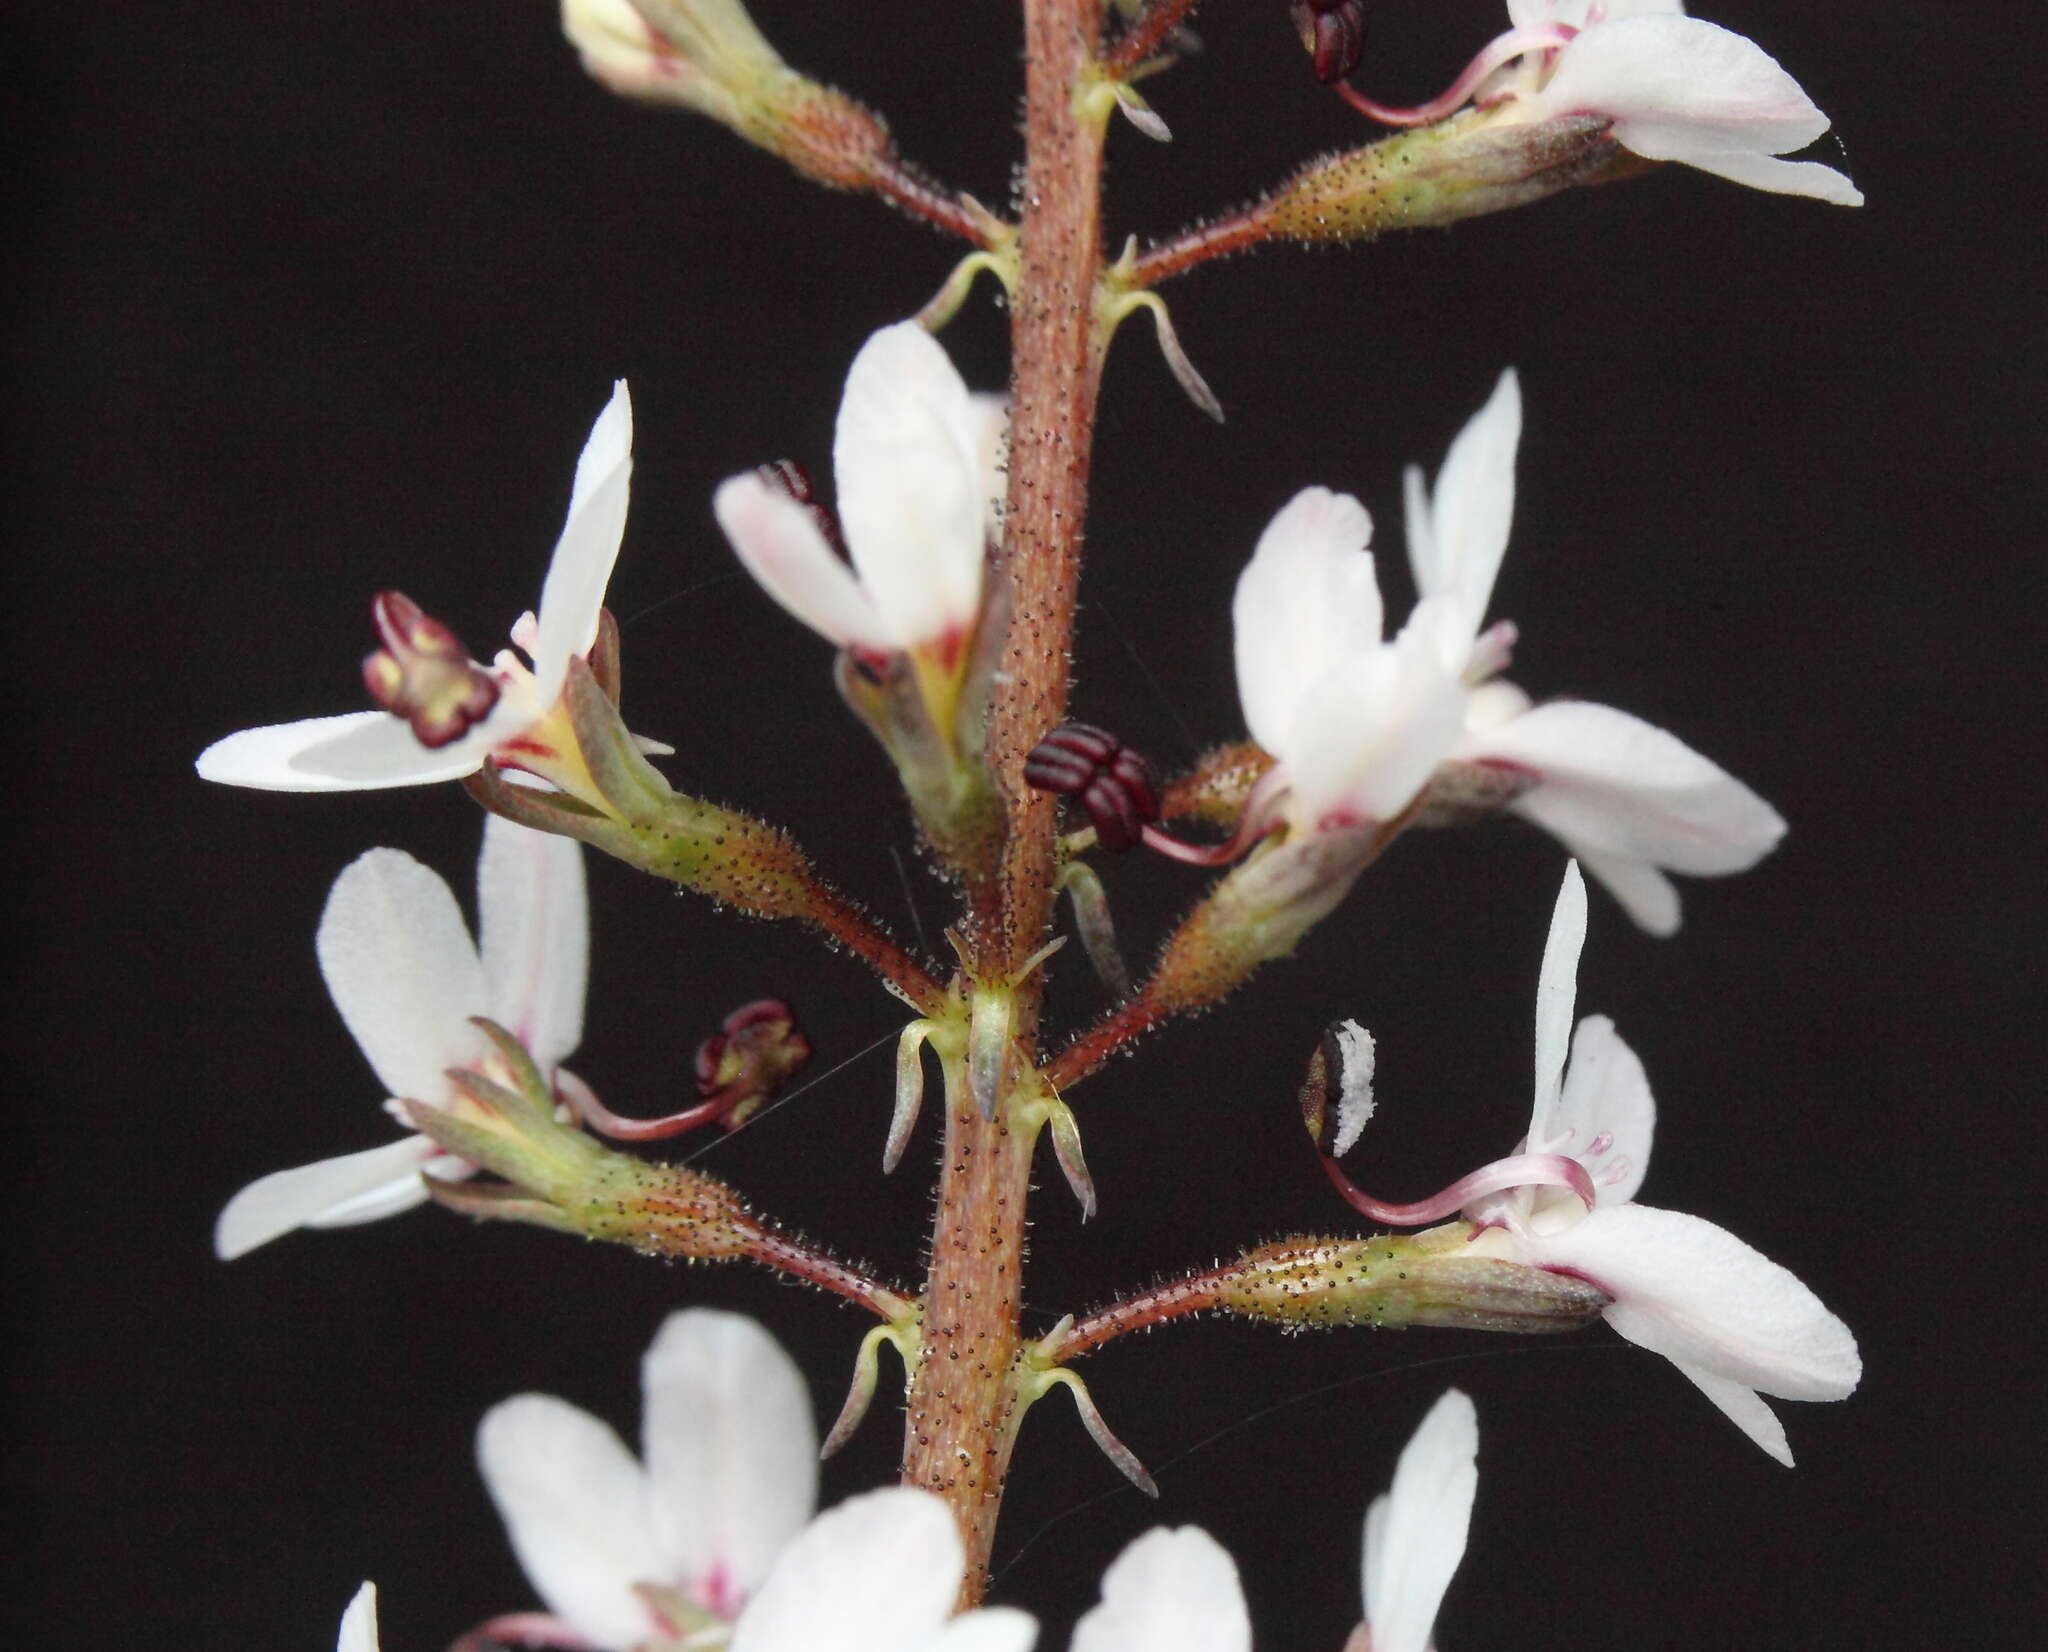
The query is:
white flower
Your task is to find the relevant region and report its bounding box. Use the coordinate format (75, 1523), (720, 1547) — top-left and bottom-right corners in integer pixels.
(213, 814), (586, 1260)
(1493, 3), (1861, 205)
(1231, 488), (1467, 837)
(1407, 370), (1786, 935)
(336, 1582), (379, 1652)
(1356, 1390), (1478, 1652)
(562, 0), (783, 118)
(196, 383), (633, 791)
(727, 1488), (1036, 1652)
(713, 323), (1004, 665)
(1071, 1527), (1250, 1652)
(480, 1310), (822, 1649)
(1463, 864), (1861, 1463)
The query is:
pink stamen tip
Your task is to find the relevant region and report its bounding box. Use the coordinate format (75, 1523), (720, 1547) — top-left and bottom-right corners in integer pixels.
(1140, 763), (1292, 866)
(1336, 23), (1576, 129)
(1139, 821), (1252, 866)
(460, 1613), (601, 1652)
(1320, 1150), (1596, 1228)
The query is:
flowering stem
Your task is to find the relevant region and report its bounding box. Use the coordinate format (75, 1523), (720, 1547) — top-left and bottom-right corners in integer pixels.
(901, 0), (1108, 1605)
(981, 0), (1110, 978)
(1104, 0), (1202, 75)
(898, 1056), (1043, 1604)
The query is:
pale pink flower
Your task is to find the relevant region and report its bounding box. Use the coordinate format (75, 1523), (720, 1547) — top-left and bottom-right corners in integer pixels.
(1407, 370), (1786, 934)
(479, 1310), (822, 1649)
(714, 323), (1005, 667)
(213, 815), (586, 1259)
(1456, 865), (1861, 1463)
(1495, 3), (1861, 205)
(1231, 488), (1467, 839)
(197, 384), (634, 792)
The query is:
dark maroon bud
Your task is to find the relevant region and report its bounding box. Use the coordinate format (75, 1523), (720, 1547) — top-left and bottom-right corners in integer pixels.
(361, 590), (500, 749)
(1025, 723), (1162, 853)
(695, 998), (812, 1131)
(1299, 1026), (1346, 1155)
(1290, 0), (1367, 84)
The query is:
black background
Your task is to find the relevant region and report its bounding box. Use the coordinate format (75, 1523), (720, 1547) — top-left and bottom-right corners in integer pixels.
(18, 3), (2038, 1648)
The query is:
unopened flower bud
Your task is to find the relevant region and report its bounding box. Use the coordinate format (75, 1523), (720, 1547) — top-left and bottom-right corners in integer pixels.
(562, 0), (895, 194)
(361, 590), (500, 749)
(1214, 1233), (1609, 1335)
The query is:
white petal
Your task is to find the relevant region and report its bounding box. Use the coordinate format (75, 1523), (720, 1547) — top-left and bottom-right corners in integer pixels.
(1530, 862), (1587, 1145)
(337, 1582), (379, 1652)
(1538, 19), (1832, 160)
(1362, 1389), (1476, 1652)
(1283, 622), (1464, 829)
(1331, 1019), (1377, 1158)
(317, 848), (489, 1103)
(925, 1608), (1038, 1652)
(534, 386), (634, 697)
(1547, 1014), (1655, 1208)
(1232, 488), (1382, 755)
(1072, 1527), (1250, 1652)
(832, 323), (986, 651)
(478, 815), (588, 1070)
(1531, 1204), (1861, 1401)
(642, 1310), (818, 1610)
(1672, 1363), (1794, 1466)
(476, 1395), (666, 1650)
(1673, 146), (1863, 206)
(1470, 700), (1786, 874)
(214, 1136), (438, 1259)
(1508, 0), (1685, 28)
(569, 379), (634, 523)
(1575, 849), (1682, 937)
(196, 710), (499, 792)
(729, 1488), (965, 1652)
(1408, 369), (1520, 665)
(714, 470), (889, 651)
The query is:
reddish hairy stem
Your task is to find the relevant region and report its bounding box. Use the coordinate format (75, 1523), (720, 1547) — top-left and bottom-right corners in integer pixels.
(800, 875), (946, 1011)
(730, 1208), (914, 1322)
(901, 0), (1108, 1606)
(1104, 0), (1203, 75)
(867, 153), (1005, 246)
(1042, 986), (1171, 1093)
(1127, 201), (1279, 288)
(980, 3), (1110, 977)
(1058, 1256), (1261, 1358)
